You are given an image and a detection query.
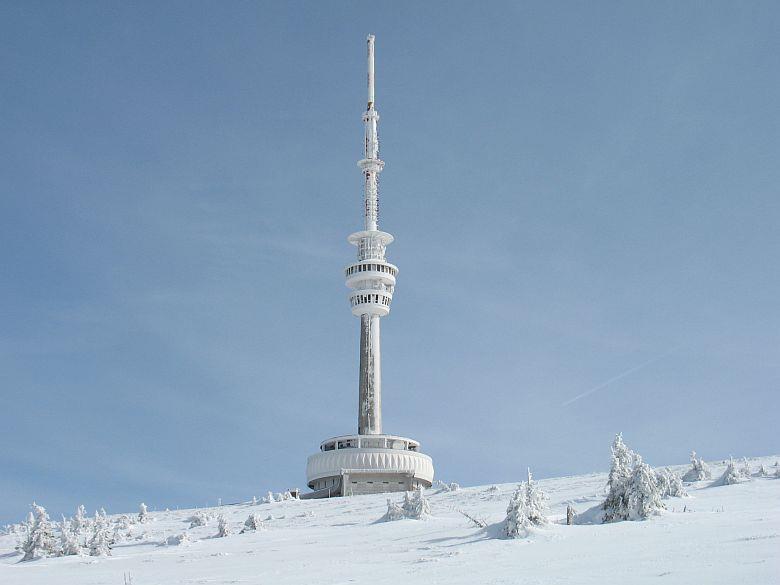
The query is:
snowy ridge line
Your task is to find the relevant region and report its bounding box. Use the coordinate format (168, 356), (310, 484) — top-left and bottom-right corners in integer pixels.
(2, 453), (779, 585)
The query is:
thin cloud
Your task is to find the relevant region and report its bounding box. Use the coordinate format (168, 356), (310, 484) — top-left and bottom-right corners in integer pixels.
(563, 345), (682, 406)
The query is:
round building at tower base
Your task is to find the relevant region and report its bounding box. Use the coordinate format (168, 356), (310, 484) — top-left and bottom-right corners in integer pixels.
(302, 434), (434, 499)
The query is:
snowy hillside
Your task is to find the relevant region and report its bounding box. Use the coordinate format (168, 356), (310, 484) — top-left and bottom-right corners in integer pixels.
(2, 456), (779, 585)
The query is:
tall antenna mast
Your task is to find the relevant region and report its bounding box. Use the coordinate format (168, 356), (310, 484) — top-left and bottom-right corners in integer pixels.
(303, 34), (435, 498)
(362, 34), (382, 232)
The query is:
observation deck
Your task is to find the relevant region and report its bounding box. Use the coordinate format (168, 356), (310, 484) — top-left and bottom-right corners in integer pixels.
(304, 434), (434, 498)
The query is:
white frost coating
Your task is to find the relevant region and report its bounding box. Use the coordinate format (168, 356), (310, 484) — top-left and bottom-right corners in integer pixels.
(367, 34), (375, 108)
(306, 448), (434, 486)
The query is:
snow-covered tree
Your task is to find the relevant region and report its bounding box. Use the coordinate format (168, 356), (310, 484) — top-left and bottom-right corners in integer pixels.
(14, 511), (35, 553)
(715, 458), (741, 486)
(112, 515), (134, 543)
(58, 519), (83, 556)
(625, 456), (665, 520)
(402, 487), (431, 520)
(72, 505), (88, 533)
(739, 457), (752, 478)
(138, 503), (148, 524)
(251, 496), (258, 506)
(166, 532), (190, 546)
(656, 467), (688, 498)
(603, 435), (665, 522)
(88, 512), (112, 557)
(264, 491), (275, 504)
(20, 503), (58, 561)
(603, 434), (634, 522)
(189, 510), (210, 528)
(241, 513), (263, 533)
(757, 464), (767, 477)
(215, 516), (230, 537)
(503, 469), (549, 538)
(383, 499), (406, 522)
(383, 487), (431, 521)
(682, 451), (712, 482)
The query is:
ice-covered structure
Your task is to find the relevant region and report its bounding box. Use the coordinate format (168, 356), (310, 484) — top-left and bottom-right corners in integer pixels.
(303, 36), (434, 498)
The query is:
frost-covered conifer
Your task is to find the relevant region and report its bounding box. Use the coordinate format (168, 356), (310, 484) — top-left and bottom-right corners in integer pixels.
(656, 468), (687, 498)
(241, 513), (263, 533)
(21, 503), (58, 561)
(215, 516), (230, 537)
(138, 503), (148, 524)
(14, 511), (35, 553)
(625, 456), (665, 520)
(715, 458), (741, 486)
(504, 490), (532, 538)
(739, 457), (752, 478)
(251, 496), (258, 506)
(757, 464), (767, 477)
(503, 469), (548, 538)
(89, 512), (112, 557)
(264, 491), (275, 504)
(682, 451), (712, 482)
(603, 434), (634, 522)
(401, 486), (431, 520)
(383, 499), (406, 522)
(72, 504), (88, 533)
(113, 515), (134, 543)
(59, 519), (83, 556)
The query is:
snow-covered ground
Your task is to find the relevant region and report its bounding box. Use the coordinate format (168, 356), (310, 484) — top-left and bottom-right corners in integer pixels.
(2, 456), (779, 585)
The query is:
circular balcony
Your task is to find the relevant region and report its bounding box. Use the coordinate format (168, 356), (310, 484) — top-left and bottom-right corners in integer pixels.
(344, 261), (398, 289)
(306, 434), (434, 490)
(348, 289), (392, 317)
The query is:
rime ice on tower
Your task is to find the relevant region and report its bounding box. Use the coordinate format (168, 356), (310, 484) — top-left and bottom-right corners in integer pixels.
(304, 35), (434, 498)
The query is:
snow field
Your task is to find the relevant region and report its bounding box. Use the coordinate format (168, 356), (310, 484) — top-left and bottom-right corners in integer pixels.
(1, 455), (778, 585)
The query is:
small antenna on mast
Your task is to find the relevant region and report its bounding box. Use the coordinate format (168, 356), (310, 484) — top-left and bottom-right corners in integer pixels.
(367, 34), (375, 110)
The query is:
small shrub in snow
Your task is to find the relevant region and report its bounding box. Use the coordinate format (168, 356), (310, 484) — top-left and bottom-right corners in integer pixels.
(241, 513), (263, 533)
(503, 469), (548, 539)
(383, 487), (431, 521)
(166, 532), (190, 546)
(402, 487), (431, 520)
(757, 464), (767, 477)
(383, 499), (406, 522)
(682, 451), (712, 482)
(433, 480), (460, 492)
(215, 516), (230, 537)
(714, 458), (742, 486)
(21, 503), (57, 561)
(189, 511), (210, 528)
(138, 503), (148, 524)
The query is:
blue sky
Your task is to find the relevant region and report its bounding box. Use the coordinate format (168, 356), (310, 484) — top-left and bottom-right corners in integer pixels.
(1, 1), (778, 524)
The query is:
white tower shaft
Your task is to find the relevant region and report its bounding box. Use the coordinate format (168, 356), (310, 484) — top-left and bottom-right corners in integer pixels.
(346, 34), (394, 436)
